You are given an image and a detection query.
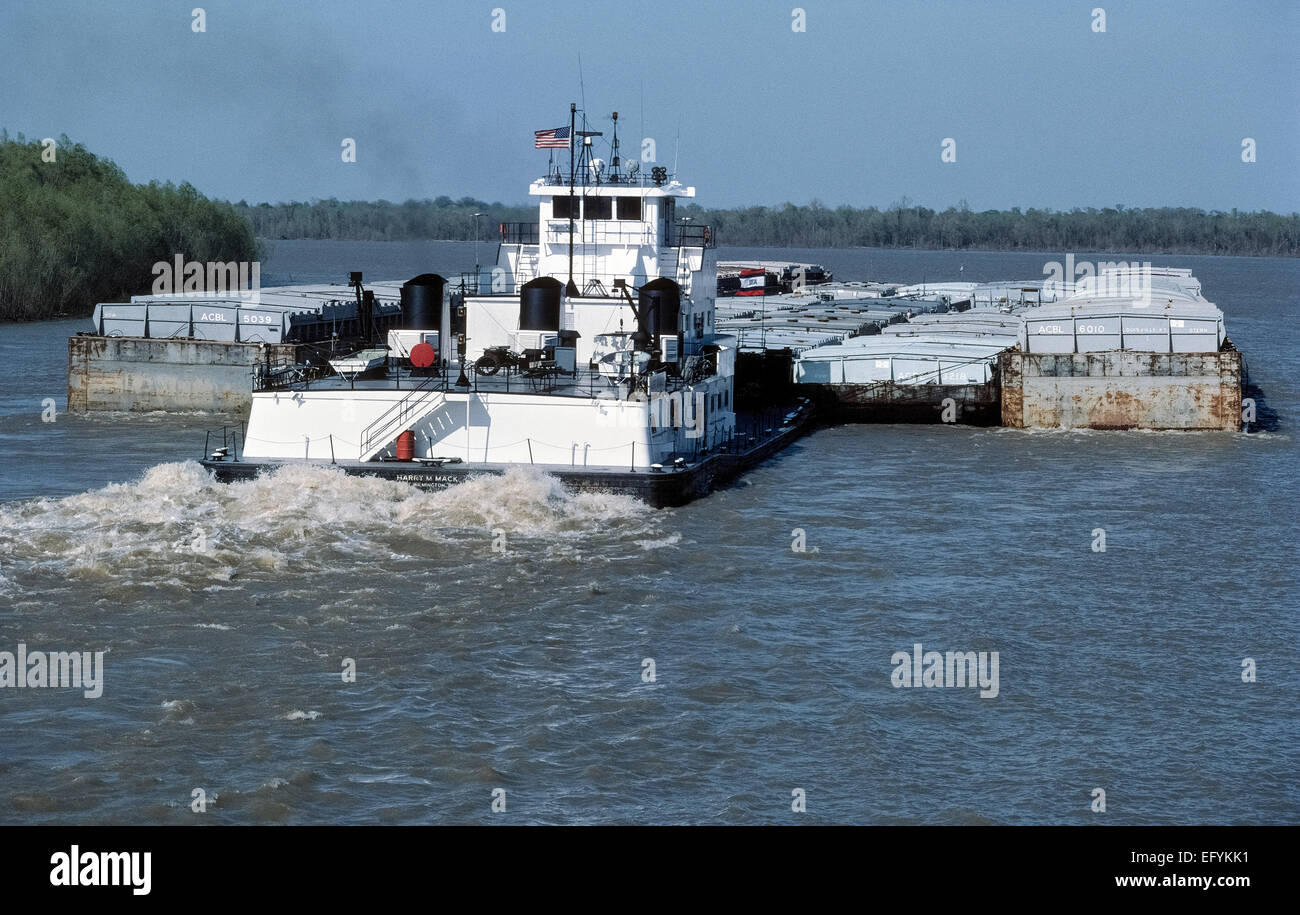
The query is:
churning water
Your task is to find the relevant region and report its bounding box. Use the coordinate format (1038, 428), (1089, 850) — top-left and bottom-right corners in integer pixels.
(0, 243), (1296, 824)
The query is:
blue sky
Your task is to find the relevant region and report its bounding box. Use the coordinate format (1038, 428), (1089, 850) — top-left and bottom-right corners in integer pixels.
(2, 0), (1296, 211)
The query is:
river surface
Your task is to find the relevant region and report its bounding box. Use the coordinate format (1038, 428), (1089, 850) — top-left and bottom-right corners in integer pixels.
(0, 242), (1296, 824)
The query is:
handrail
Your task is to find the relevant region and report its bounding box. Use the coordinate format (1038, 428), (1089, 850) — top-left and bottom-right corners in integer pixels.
(671, 224), (715, 249)
(544, 222), (659, 246)
(456, 268), (695, 298)
(534, 171), (682, 189)
(201, 423), (245, 461)
(498, 219), (715, 249)
(358, 379), (446, 460)
(498, 222), (539, 245)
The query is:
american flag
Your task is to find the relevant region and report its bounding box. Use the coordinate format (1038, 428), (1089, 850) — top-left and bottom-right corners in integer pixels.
(534, 126), (571, 149)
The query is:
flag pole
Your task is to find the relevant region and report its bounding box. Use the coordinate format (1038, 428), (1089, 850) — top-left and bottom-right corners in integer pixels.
(566, 102), (578, 297)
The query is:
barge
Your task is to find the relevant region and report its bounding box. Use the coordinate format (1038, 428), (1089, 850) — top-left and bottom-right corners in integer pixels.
(783, 266), (1243, 430)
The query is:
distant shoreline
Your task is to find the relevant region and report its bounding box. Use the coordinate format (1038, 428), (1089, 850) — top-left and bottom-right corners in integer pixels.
(237, 198), (1300, 259)
(258, 236), (1300, 259)
(5, 241), (1290, 326)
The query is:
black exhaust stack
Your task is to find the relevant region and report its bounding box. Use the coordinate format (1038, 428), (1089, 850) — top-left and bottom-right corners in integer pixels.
(637, 277), (681, 361)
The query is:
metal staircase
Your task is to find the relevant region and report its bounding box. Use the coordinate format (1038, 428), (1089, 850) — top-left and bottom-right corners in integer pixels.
(357, 382), (447, 461)
(513, 249), (540, 287)
(658, 247), (693, 291)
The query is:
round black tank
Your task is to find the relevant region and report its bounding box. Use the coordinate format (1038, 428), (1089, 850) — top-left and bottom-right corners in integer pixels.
(519, 277), (564, 331)
(400, 274), (445, 331)
(638, 277), (681, 339)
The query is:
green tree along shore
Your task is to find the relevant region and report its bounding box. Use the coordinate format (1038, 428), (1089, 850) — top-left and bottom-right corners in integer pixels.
(235, 197), (1300, 256)
(0, 135), (258, 320)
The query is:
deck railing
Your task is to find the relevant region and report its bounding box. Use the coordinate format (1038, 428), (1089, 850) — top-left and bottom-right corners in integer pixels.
(498, 222), (539, 245)
(456, 271), (649, 299)
(535, 170), (681, 189)
(671, 223), (715, 249)
(201, 424), (245, 461)
(496, 220), (715, 250)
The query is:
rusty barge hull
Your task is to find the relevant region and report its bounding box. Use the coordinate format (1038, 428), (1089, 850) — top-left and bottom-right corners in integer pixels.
(68, 335), (296, 413)
(998, 346), (1243, 431)
(804, 346), (1243, 431)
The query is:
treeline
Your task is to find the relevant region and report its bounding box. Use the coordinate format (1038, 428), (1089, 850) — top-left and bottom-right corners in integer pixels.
(236, 196), (1299, 256)
(683, 201), (1300, 256)
(0, 134), (259, 320)
(234, 197), (533, 242)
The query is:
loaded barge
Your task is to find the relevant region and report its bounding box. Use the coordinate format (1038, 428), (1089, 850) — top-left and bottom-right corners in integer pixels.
(716, 267), (1244, 431)
(69, 279), (403, 413)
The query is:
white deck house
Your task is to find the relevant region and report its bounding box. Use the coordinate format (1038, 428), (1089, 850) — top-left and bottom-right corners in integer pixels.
(465, 173), (716, 367)
(241, 138), (737, 471)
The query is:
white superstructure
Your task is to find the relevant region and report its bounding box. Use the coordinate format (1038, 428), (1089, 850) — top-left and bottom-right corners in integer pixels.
(240, 109), (737, 472)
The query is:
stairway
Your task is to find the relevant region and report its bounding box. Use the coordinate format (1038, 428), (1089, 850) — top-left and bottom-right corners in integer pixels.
(659, 248), (679, 282)
(659, 248), (693, 290)
(357, 384), (447, 461)
(514, 250), (540, 286)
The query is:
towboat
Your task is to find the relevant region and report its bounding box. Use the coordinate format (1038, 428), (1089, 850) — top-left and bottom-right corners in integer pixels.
(200, 107), (812, 507)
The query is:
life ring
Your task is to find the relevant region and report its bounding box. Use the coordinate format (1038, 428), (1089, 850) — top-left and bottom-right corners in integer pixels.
(703, 227), (711, 245)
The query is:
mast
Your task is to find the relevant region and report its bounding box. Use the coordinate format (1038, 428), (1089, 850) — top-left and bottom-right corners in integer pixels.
(566, 102), (578, 297)
(610, 111), (620, 181)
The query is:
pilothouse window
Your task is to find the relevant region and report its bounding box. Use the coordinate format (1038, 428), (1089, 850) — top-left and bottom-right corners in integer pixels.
(616, 197), (642, 221)
(552, 196), (577, 219)
(584, 196), (612, 220)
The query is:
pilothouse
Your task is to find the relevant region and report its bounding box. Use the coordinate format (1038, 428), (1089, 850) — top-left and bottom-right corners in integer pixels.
(201, 106), (810, 506)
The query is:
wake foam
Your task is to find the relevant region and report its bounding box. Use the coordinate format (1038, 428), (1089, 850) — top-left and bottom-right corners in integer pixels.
(0, 462), (660, 594)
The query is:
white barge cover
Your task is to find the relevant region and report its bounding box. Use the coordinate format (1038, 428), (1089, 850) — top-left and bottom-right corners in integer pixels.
(91, 283), (403, 344)
(794, 266), (1226, 385)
